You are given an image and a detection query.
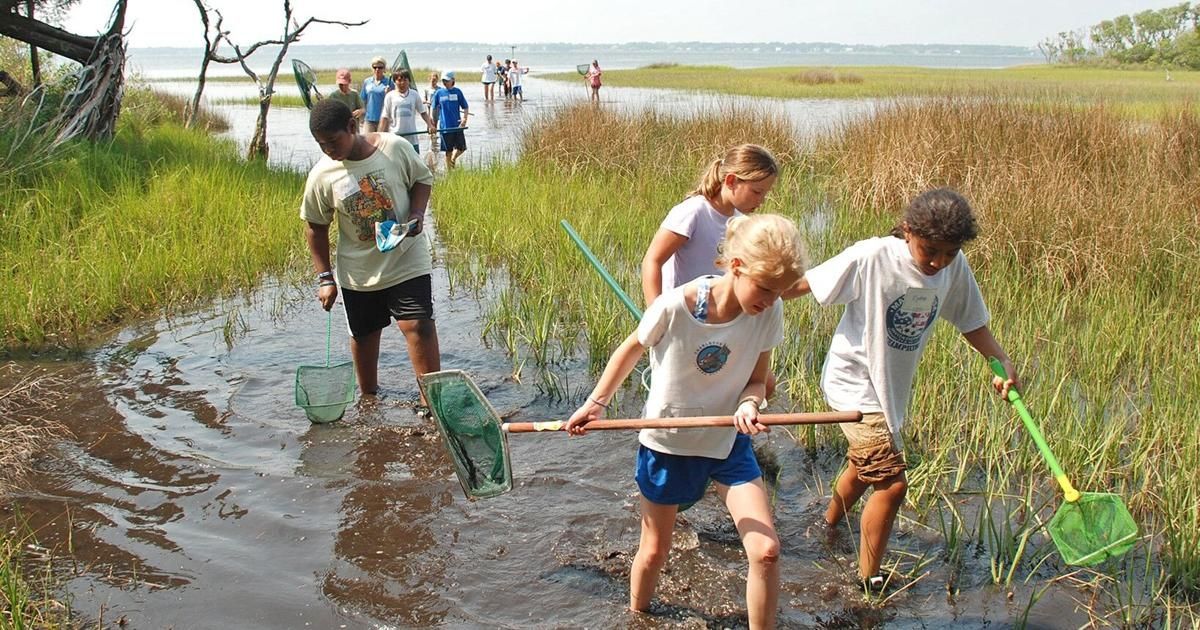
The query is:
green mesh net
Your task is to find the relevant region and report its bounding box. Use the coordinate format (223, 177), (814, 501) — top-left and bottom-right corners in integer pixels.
(576, 64), (590, 75)
(292, 59), (319, 109)
(418, 370), (512, 500)
(294, 361), (356, 424)
(1047, 492), (1138, 566)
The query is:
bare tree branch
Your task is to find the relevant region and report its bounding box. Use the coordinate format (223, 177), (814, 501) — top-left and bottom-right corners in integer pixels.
(205, 0), (366, 159)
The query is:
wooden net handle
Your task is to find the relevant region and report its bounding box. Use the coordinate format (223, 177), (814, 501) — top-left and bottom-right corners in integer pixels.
(502, 411), (861, 433)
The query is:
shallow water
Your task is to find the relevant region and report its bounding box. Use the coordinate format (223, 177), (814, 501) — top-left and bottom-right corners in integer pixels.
(3, 78), (1098, 628)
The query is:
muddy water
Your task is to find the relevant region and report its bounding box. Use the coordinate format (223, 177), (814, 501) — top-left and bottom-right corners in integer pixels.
(3, 78), (1091, 628)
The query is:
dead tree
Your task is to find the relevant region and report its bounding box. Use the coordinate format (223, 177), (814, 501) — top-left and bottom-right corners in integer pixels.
(0, 0), (128, 144)
(209, 0), (364, 160)
(52, 1), (126, 145)
(185, 0), (228, 129)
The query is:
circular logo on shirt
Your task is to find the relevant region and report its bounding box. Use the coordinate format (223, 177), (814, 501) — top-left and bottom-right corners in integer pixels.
(695, 343), (731, 374)
(886, 294), (940, 351)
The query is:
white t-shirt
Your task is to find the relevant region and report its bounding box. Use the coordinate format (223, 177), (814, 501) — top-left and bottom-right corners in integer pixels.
(300, 133), (435, 291)
(658, 195), (741, 292)
(509, 66), (528, 87)
(806, 236), (990, 435)
(481, 63), (497, 82)
(636, 279), (785, 459)
(381, 89), (427, 144)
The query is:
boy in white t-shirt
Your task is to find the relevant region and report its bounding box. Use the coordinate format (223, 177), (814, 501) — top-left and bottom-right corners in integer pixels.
(790, 188), (1019, 591)
(300, 99), (441, 408)
(508, 59), (529, 101)
(568, 214), (807, 629)
(380, 70), (435, 154)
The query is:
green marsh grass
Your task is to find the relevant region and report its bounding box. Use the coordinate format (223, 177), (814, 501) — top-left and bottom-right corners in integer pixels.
(0, 88), (306, 348)
(434, 96), (1200, 621)
(544, 64), (1200, 116)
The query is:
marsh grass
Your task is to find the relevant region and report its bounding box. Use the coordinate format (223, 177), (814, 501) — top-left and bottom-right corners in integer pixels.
(0, 520), (69, 630)
(542, 64), (1200, 114)
(434, 95), (1200, 621)
(0, 88), (305, 348)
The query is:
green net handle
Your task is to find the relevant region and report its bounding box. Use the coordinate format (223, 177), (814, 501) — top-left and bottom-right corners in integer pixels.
(325, 309), (333, 367)
(560, 220), (642, 319)
(989, 357), (1080, 502)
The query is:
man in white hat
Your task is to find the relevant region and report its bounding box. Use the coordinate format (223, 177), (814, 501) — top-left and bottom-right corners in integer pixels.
(430, 70), (470, 169)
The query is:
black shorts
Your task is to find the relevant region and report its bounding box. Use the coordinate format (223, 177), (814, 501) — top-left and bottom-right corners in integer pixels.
(341, 274), (434, 339)
(440, 130), (466, 152)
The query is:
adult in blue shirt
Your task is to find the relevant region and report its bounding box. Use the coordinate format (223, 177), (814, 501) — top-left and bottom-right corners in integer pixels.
(361, 55), (395, 132)
(431, 70), (470, 170)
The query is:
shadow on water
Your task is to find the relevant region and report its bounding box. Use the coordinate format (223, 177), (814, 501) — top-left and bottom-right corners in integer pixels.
(1, 78), (1104, 628)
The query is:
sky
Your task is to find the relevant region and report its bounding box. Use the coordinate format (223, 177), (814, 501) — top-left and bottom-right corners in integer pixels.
(61, 0), (1185, 49)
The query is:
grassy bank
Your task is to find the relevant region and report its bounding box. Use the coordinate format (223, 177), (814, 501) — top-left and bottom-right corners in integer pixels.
(543, 64), (1200, 115)
(0, 88), (307, 348)
(432, 99), (1200, 622)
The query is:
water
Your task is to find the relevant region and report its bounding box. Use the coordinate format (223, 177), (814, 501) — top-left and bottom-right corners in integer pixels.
(1, 73), (1093, 628)
(132, 42), (1042, 79)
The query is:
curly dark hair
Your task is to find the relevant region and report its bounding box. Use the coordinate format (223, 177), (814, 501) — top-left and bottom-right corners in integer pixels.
(890, 188), (980, 244)
(309, 99), (353, 135)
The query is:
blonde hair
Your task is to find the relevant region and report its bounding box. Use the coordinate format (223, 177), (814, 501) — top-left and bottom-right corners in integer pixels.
(429, 71), (440, 87)
(689, 144), (779, 200)
(715, 214), (806, 282)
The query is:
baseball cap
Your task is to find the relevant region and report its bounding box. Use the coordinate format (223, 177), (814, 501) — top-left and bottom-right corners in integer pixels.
(335, 68), (351, 85)
(442, 70), (456, 82)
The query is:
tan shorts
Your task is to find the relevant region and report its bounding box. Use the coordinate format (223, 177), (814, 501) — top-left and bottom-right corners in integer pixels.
(840, 412), (907, 484)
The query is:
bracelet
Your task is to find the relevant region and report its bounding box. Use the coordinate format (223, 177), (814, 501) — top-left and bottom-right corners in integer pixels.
(738, 396), (761, 408)
(317, 270), (334, 281)
(318, 280), (337, 288)
(588, 397), (609, 409)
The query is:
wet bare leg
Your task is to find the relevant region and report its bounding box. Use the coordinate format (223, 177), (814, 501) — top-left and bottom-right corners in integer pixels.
(396, 318), (441, 406)
(349, 328), (383, 396)
(630, 497), (677, 613)
(718, 479), (780, 630)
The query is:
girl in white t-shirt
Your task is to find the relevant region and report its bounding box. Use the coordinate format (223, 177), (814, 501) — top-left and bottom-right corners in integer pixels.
(791, 188), (1019, 591)
(642, 144), (781, 399)
(567, 214), (806, 628)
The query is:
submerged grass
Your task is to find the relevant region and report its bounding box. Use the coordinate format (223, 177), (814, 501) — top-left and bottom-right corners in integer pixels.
(0, 88), (307, 349)
(433, 96), (1200, 621)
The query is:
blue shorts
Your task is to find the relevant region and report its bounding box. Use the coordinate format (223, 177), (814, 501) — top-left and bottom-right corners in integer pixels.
(512, 85), (523, 96)
(635, 433), (762, 505)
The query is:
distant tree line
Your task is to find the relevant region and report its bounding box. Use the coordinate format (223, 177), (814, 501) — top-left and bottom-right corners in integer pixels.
(1039, 2), (1200, 67)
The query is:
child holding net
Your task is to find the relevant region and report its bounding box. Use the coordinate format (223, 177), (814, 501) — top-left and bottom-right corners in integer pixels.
(566, 213), (806, 628)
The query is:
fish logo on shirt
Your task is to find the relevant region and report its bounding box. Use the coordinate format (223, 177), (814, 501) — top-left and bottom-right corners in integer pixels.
(695, 343), (731, 375)
(341, 171), (396, 241)
(885, 294), (939, 351)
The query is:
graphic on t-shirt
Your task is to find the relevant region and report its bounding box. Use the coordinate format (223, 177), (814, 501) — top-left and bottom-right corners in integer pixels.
(695, 342), (731, 374)
(886, 293), (940, 351)
(341, 172), (396, 241)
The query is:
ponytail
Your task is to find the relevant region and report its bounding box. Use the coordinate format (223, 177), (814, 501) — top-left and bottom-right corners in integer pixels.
(688, 144), (779, 202)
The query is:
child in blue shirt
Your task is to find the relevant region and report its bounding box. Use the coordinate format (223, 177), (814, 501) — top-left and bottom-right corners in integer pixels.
(431, 70), (470, 170)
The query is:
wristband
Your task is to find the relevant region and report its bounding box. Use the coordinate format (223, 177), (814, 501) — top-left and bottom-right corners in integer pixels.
(588, 397), (609, 409)
(318, 280), (337, 288)
(738, 397), (761, 409)
(317, 270), (334, 281)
